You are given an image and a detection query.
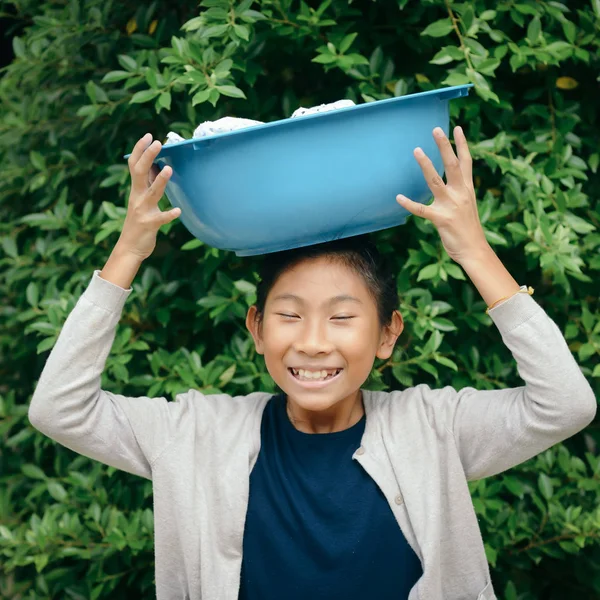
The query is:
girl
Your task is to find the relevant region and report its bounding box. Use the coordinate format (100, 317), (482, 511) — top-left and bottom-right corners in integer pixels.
(29, 127), (596, 600)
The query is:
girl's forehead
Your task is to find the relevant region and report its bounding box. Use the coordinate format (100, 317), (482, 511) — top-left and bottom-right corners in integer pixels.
(276, 257), (360, 284)
(269, 257), (370, 299)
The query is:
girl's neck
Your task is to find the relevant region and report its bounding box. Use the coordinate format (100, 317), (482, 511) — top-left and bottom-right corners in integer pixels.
(285, 389), (364, 434)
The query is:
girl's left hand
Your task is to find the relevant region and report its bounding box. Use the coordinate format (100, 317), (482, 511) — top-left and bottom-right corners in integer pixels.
(396, 126), (489, 265)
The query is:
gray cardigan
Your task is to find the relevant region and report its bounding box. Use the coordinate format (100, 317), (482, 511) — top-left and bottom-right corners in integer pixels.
(28, 271), (597, 600)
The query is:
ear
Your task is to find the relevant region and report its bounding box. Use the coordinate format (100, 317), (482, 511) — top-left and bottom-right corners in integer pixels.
(376, 310), (404, 360)
(246, 305), (265, 355)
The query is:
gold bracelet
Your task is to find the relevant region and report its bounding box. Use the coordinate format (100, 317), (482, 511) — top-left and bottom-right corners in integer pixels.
(485, 286), (534, 315)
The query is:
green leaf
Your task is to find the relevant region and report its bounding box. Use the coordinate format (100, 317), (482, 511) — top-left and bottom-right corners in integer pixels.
(444, 263), (466, 280)
(421, 18), (454, 38)
(546, 41), (573, 59)
(158, 91), (172, 110)
(514, 4), (540, 16)
(433, 355), (458, 370)
(527, 16), (542, 44)
(369, 46), (383, 74)
(419, 360), (439, 379)
(2, 237), (18, 258)
(473, 58), (501, 76)
(234, 280), (256, 294)
(47, 480), (68, 502)
(37, 337), (57, 354)
(313, 53), (337, 64)
(29, 150), (46, 170)
(484, 230), (509, 246)
(130, 89), (160, 104)
(339, 33), (358, 53)
(91, 584), (105, 600)
(192, 89), (211, 105)
(233, 24), (250, 40)
(219, 364), (237, 385)
(503, 475), (526, 498)
(430, 46), (464, 65)
(197, 296), (230, 308)
(565, 213), (595, 234)
(394, 79), (408, 96)
(467, 68), (491, 91)
(145, 68), (158, 89)
(578, 342), (596, 362)
(181, 238), (203, 250)
(461, 5), (475, 33)
(12, 36), (25, 58)
(417, 264), (439, 281)
(118, 54), (138, 71)
(345, 53), (369, 66)
(34, 554), (49, 573)
(431, 318), (457, 332)
(102, 70), (132, 83)
(505, 581), (518, 600)
(425, 329), (443, 354)
(442, 72), (471, 86)
(484, 543), (497, 567)
(214, 59), (233, 76)
(21, 464), (47, 479)
(538, 473), (554, 500)
(559, 541), (581, 554)
(561, 19), (576, 44)
(580, 305), (594, 333)
(26, 282), (39, 307)
(479, 10), (497, 20)
(216, 85), (246, 99)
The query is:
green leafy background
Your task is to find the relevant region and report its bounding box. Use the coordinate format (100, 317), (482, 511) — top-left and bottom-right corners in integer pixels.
(1, 0), (599, 598)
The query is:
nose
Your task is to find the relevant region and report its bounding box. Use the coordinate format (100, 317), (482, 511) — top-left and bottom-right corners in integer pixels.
(292, 318), (335, 356)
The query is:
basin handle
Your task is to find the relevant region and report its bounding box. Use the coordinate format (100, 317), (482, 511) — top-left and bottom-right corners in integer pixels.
(437, 85), (473, 101)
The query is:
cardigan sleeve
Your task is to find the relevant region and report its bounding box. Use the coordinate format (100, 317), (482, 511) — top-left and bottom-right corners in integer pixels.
(28, 271), (193, 480)
(443, 292), (596, 481)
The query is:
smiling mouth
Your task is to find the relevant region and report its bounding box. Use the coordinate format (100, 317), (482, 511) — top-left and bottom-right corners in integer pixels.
(288, 368), (343, 382)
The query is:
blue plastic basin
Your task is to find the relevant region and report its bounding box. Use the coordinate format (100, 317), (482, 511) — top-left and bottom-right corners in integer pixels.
(136, 84), (472, 256)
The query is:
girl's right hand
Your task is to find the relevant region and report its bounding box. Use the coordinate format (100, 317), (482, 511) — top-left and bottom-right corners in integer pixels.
(116, 133), (181, 261)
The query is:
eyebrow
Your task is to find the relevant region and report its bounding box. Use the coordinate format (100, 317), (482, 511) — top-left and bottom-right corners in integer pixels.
(271, 293), (363, 305)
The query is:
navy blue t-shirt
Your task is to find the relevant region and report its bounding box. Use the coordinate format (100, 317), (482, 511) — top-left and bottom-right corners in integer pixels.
(239, 394), (422, 599)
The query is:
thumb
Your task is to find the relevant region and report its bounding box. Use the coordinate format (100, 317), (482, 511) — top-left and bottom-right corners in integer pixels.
(396, 194), (430, 220)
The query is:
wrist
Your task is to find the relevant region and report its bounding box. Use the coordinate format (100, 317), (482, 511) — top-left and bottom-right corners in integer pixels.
(100, 243), (146, 290)
(113, 240), (148, 264)
(455, 242), (495, 269)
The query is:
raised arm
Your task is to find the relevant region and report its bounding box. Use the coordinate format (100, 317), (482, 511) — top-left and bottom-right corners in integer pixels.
(397, 126), (596, 481)
(28, 134), (185, 479)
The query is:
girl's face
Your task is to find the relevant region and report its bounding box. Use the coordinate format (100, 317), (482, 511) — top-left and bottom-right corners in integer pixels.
(246, 256), (403, 413)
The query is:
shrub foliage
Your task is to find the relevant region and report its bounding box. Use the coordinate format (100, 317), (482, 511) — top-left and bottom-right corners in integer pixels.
(1, 0), (599, 598)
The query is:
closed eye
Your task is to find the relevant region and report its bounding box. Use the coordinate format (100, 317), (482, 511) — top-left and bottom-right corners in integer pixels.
(276, 313), (354, 321)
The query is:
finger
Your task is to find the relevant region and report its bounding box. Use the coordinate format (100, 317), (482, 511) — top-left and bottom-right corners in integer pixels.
(132, 140), (162, 192)
(453, 126), (473, 187)
(145, 165), (172, 204)
(413, 147), (448, 198)
(159, 207), (182, 226)
(396, 194), (432, 221)
(127, 133), (152, 172)
(433, 127), (462, 187)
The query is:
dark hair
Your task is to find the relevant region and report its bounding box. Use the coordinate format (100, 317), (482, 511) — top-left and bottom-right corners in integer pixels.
(255, 234), (399, 327)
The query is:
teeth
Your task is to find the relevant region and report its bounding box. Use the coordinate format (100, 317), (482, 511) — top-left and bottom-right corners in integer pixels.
(291, 368), (341, 381)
